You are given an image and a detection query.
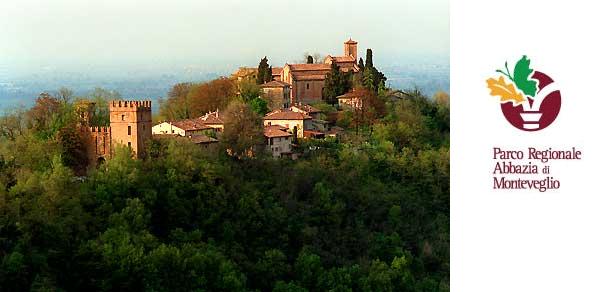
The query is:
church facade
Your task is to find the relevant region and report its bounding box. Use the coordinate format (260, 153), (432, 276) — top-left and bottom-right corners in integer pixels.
(275, 38), (360, 104)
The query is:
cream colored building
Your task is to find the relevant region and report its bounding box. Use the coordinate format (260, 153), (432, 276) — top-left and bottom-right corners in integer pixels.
(152, 118), (214, 137)
(264, 125), (292, 158)
(263, 109), (312, 138)
(199, 110), (225, 132)
(336, 90), (363, 109)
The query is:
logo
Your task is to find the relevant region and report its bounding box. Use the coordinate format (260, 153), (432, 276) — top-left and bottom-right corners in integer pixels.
(486, 56), (561, 131)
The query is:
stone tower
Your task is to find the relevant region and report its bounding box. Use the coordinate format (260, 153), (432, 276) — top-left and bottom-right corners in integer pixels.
(109, 100), (152, 158)
(344, 38), (358, 59)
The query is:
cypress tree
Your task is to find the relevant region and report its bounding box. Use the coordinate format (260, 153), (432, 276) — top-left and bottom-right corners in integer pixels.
(358, 57), (365, 72)
(365, 49), (373, 68)
(323, 63), (352, 105)
(257, 56), (271, 84)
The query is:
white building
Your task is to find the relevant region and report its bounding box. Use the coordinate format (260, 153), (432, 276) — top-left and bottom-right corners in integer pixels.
(264, 125), (292, 158)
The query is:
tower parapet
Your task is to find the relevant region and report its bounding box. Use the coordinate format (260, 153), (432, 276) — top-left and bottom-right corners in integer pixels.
(110, 100), (152, 110)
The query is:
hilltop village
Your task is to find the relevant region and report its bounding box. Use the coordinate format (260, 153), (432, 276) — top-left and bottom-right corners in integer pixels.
(81, 38), (391, 163)
(0, 37), (450, 291)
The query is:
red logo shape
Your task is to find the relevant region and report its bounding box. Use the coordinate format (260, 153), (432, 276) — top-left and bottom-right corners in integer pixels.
(500, 71), (561, 131)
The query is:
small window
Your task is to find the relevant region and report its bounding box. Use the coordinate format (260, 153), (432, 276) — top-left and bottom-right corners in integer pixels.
(128, 126), (131, 135)
(143, 124), (145, 130)
(127, 142), (131, 148)
(306, 83), (310, 89)
(121, 115), (125, 121)
(172, 130), (175, 134)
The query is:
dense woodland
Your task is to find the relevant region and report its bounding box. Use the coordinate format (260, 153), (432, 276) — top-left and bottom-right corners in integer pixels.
(0, 52), (449, 291)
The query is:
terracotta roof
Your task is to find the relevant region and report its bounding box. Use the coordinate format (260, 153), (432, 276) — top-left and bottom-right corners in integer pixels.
(171, 118), (212, 131)
(260, 80), (291, 88)
(264, 125), (292, 138)
(328, 55), (356, 63)
(264, 109), (312, 120)
(303, 130), (325, 137)
(287, 63), (331, 71)
(344, 38), (357, 44)
(336, 90), (362, 99)
(272, 67), (283, 75)
(199, 110), (224, 124)
(189, 134), (218, 144)
(291, 104), (321, 114)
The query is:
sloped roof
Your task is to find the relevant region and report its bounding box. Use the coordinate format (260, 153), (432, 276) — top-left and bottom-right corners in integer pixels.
(291, 104), (321, 114)
(328, 55), (356, 63)
(261, 80), (291, 88)
(264, 125), (292, 138)
(264, 109), (312, 120)
(189, 134), (218, 144)
(272, 67), (283, 75)
(336, 90), (362, 99)
(170, 118), (212, 131)
(344, 38), (357, 44)
(199, 110), (224, 124)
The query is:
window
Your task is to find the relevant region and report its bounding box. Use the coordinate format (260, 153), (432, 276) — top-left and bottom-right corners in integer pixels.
(128, 125), (131, 135)
(306, 83), (310, 89)
(121, 115), (125, 121)
(143, 124), (145, 130)
(127, 142), (131, 148)
(172, 130), (175, 134)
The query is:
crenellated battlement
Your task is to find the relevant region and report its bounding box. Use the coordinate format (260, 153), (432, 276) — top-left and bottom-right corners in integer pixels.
(110, 100), (152, 110)
(89, 126), (112, 133)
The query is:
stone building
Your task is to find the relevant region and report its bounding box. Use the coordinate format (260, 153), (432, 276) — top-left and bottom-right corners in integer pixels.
(260, 80), (291, 109)
(234, 38), (361, 106)
(279, 38), (360, 104)
(263, 109), (312, 138)
(152, 118), (214, 136)
(264, 125), (292, 158)
(81, 100), (152, 164)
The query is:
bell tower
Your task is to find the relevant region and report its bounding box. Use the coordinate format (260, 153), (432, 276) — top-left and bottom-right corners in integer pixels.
(109, 100), (152, 158)
(344, 38), (358, 59)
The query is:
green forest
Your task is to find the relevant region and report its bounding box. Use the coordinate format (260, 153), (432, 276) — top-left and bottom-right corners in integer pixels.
(0, 73), (449, 290)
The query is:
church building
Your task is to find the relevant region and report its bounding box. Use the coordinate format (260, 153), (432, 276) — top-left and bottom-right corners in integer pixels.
(277, 38), (360, 104)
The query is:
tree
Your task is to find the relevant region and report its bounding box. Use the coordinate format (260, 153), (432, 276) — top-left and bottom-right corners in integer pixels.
(239, 79), (262, 102)
(362, 49), (387, 91)
(159, 82), (193, 120)
(307, 55), (314, 64)
(57, 122), (90, 174)
(249, 98), (269, 116)
(358, 57), (365, 72)
(55, 87), (74, 104)
(221, 100), (264, 158)
(0, 107), (27, 140)
(322, 63), (352, 105)
(187, 78), (236, 116)
(257, 57), (272, 84)
(26, 93), (63, 138)
(87, 87), (121, 126)
(365, 49), (373, 68)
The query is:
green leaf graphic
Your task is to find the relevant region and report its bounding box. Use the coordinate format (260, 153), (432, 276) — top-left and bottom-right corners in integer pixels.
(513, 55), (538, 97)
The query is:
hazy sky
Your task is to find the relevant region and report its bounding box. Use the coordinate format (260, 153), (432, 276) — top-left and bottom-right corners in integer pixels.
(1, 0), (448, 75)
